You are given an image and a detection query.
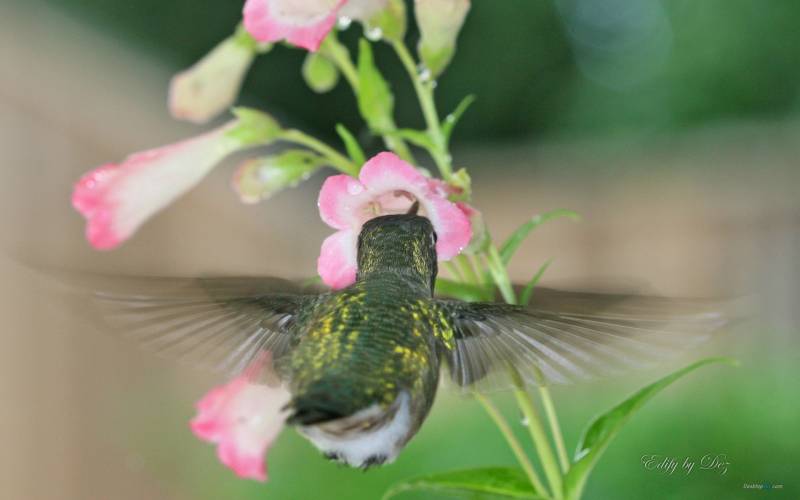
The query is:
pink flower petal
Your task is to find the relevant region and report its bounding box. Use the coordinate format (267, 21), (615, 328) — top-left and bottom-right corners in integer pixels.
(358, 152), (472, 259)
(191, 355), (290, 482)
(358, 151), (426, 190)
(315, 152), (474, 286)
(318, 229), (358, 289)
(317, 174), (372, 230)
(243, 0), (344, 52)
(423, 196), (472, 259)
(72, 123), (237, 250)
(190, 379), (247, 441)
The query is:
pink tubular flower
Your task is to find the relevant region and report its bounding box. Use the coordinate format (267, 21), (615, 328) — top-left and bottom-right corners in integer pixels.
(243, 0), (344, 52)
(72, 123), (239, 250)
(317, 152), (472, 289)
(242, 0), (388, 52)
(191, 358), (291, 482)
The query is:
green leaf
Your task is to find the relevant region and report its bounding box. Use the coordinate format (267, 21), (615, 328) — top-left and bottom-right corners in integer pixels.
(435, 278), (492, 302)
(228, 107), (282, 147)
(357, 39), (395, 132)
(383, 467), (543, 500)
(449, 167), (473, 200)
(335, 124), (366, 166)
(443, 94), (476, 142)
(302, 52), (339, 93)
(499, 209), (581, 266)
(385, 128), (435, 150)
(519, 258), (553, 306)
(231, 149), (324, 204)
(564, 357), (739, 500)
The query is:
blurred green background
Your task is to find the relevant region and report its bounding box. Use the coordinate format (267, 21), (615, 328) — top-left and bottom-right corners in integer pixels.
(0, 1), (797, 499)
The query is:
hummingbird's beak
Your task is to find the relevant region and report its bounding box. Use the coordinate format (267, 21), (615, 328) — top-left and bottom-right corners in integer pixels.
(407, 200), (420, 215)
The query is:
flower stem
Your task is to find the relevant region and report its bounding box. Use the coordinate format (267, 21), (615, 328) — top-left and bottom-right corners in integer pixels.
(324, 35), (415, 164)
(455, 255), (480, 285)
(538, 383), (570, 473)
(444, 261), (464, 281)
(390, 39), (453, 180)
(474, 393), (550, 499)
(486, 244), (517, 305)
(280, 129), (358, 176)
(323, 35), (360, 90)
(510, 370), (563, 500)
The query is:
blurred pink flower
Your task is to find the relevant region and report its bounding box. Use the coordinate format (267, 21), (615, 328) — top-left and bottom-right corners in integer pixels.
(317, 152), (472, 288)
(72, 122), (239, 250)
(191, 356), (290, 482)
(242, 0), (388, 52)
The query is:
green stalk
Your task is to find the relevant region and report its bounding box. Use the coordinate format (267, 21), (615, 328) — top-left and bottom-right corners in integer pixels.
(390, 39), (452, 180)
(455, 255), (480, 285)
(474, 393), (550, 499)
(510, 370), (563, 499)
(467, 254), (485, 285)
(539, 385), (569, 473)
(280, 129), (358, 176)
(324, 35), (415, 163)
(486, 245), (517, 305)
(444, 261), (464, 281)
(323, 35), (360, 90)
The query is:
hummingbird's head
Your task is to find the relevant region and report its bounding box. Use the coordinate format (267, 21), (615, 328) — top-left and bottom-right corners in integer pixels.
(356, 212), (438, 291)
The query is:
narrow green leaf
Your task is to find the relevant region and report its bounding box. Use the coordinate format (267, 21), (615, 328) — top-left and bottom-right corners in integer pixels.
(564, 357), (739, 500)
(383, 467), (543, 500)
(357, 39), (395, 132)
(335, 124), (366, 166)
(385, 128), (435, 149)
(499, 209), (581, 266)
(519, 259), (553, 306)
(435, 278), (492, 302)
(302, 52), (339, 93)
(443, 94), (476, 141)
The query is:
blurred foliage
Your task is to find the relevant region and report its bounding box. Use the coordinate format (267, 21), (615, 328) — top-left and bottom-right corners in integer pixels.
(42, 0), (800, 147)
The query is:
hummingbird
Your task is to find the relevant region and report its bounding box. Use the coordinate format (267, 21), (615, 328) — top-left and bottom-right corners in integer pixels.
(84, 212), (725, 469)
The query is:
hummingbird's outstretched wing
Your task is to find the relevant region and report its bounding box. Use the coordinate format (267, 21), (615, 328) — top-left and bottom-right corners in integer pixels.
(58, 273), (320, 376)
(436, 288), (729, 391)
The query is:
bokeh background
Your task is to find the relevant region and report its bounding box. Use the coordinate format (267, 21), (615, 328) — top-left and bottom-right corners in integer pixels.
(1, 0), (798, 499)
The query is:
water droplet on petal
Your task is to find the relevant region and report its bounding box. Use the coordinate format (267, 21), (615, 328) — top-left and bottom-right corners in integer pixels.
(347, 182), (365, 195)
(364, 26), (383, 41)
(337, 16), (352, 30)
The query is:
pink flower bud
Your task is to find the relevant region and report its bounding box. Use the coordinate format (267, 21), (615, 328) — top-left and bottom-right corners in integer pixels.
(169, 32), (257, 124)
(414, 0), (471, 77)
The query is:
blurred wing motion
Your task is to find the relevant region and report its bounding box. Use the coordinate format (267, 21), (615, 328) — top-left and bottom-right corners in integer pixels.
(64, 273), (319, 376)
(438, 288), (729, 391)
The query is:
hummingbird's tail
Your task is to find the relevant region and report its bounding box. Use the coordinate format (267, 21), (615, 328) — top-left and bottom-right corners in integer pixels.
(286, 387), (349, 426)
(286, 399), (345, 426)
